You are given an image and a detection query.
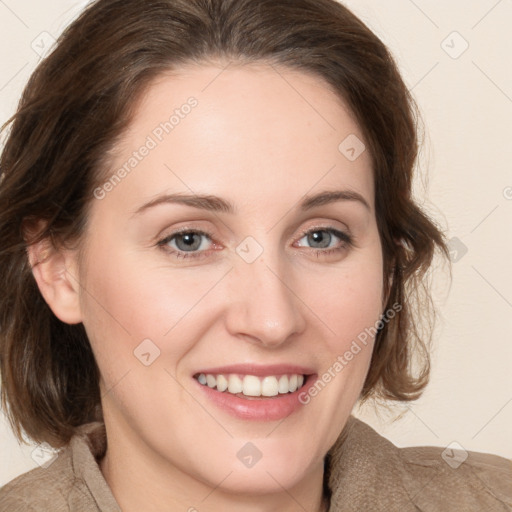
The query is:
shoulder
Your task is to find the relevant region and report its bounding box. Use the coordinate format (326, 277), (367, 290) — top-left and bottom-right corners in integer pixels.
(326, 417), (512, 511)
(398, 442), (512, 510)
(0, 446), (83, 511)
(0, 422), (119, 512)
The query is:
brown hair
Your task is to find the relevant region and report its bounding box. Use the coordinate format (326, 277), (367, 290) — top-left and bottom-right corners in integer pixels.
(0, 0), (449, 447)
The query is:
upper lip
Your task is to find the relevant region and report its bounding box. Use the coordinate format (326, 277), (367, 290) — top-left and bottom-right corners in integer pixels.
(193, 363), (316, 377)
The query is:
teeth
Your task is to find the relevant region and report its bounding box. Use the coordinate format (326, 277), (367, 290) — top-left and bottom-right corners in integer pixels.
(278, 375), (289, 393)
(227, 375), (242, 394)
(261, 376), (279, 397)
(289, 374), (298, 392)
(196, 373), (306, 397)
(216, 374), (228, 392)
(243, 375), (261, 396)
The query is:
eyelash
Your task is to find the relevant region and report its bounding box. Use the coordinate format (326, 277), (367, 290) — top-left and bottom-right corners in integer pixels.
(156, 226), (354, 260)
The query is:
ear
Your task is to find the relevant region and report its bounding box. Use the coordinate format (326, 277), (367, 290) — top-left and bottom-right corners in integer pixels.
(26, 236), (83, 325)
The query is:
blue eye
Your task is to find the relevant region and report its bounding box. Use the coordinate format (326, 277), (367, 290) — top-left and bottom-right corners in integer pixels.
(157, 229), (214, 259)
(157, 226), (353, 260)
(296, 228), (352, 250)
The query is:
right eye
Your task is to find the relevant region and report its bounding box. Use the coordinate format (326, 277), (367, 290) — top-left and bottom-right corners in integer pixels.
(157, 228), (217, 259)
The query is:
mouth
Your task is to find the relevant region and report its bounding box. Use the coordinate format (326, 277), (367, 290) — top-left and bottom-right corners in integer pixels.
(191, 364), (317, 420)
(193, 372), (309, 400)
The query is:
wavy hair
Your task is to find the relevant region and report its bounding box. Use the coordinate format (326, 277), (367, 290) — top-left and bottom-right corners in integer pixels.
(0, 0), (450, 446)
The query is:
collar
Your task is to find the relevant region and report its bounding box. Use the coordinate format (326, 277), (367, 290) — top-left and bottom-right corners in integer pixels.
(70, 421), (121, 511)
(324, 416), (418, 511)
(71, 417), (417, 512)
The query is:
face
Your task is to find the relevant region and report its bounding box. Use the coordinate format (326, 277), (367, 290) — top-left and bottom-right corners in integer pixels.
(76, 62), (384, 497)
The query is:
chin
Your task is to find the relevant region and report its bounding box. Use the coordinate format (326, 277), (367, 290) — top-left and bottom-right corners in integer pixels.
(193, 438), (321, 495)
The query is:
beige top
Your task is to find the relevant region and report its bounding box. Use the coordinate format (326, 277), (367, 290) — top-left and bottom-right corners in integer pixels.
(0, 416), (511, 511)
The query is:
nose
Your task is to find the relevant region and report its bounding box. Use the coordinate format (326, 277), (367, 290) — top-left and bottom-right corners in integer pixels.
(223, 252), (307, 348)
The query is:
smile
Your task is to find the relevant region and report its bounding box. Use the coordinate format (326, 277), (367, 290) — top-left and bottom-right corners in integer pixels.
(194, 373), (306, 398)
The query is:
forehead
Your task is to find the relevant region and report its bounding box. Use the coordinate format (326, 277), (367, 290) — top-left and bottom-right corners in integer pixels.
(99, 61), (374, 213)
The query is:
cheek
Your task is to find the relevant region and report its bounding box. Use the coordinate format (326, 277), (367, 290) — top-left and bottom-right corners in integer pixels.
(78, 242), (226, 367)
(303, 247), (384, 353)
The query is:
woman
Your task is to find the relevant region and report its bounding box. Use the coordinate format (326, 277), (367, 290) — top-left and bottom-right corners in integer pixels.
(0, 0), (510, 510)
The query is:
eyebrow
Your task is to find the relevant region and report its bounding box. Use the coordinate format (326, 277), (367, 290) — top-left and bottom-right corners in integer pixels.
(132, 189), (371, 216)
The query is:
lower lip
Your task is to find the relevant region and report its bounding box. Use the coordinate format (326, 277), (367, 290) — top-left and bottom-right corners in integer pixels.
(194, 375), (317, 421)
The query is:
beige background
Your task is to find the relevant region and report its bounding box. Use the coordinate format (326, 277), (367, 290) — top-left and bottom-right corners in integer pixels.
(1, 0), (511, 486)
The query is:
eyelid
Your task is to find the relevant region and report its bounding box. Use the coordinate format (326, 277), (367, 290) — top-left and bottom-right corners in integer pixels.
(156, 226), (217, 248)
(295, 222), (351, 240)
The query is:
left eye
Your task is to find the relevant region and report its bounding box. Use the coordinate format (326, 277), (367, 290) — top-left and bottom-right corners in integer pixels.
(296, 228), (351, 250)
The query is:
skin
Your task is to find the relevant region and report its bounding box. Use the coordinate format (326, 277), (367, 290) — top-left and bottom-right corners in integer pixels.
(31, 61), (386, 512)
